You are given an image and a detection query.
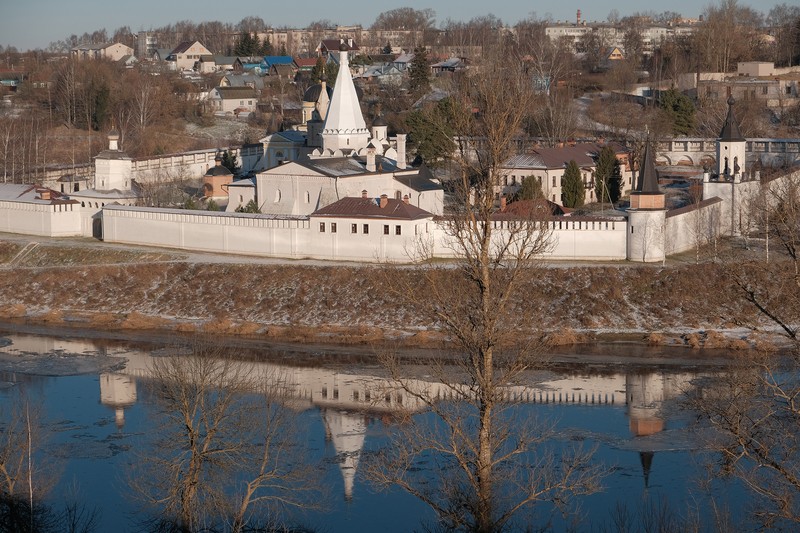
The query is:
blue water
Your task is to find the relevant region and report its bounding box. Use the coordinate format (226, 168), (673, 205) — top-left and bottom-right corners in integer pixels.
(0, 350), (749, 532)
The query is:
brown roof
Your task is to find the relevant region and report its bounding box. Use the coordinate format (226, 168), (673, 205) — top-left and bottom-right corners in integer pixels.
(170, 41), (205, 55)
(320, 39), (360, 53)
(295, 57), (318, 68)
(312, 197), (432, 220)
(214, 87), (257, 100)
(492, 198), (565, 220)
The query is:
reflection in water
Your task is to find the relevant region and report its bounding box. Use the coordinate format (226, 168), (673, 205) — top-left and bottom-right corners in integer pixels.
(0, 331), (717, 531)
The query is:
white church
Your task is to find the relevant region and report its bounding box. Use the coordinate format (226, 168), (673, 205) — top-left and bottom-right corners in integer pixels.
(0, 43), (794, 263)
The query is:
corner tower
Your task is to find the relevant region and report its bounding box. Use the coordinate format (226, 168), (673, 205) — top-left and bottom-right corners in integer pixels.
(94, 130), (132, 191)
(627, 141), (666, 263)
(321, 44), (370, 153)
(716, 96), (746, 182)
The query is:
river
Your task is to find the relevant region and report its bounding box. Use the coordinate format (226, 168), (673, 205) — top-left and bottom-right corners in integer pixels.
(0, 328), (749, 532)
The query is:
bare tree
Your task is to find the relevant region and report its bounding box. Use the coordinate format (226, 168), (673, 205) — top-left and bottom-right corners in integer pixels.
(689, 174), (800, 529)
(133, 338), (315, 532)
(369, 53), (602, 532)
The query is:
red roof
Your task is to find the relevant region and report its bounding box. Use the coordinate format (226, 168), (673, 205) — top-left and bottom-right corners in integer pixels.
(295, 57), (318, 68)
(311, 197), (432, 220)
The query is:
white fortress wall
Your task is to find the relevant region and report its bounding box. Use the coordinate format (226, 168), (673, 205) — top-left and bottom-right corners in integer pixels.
(308, 216), (435, 262)
(103, 206), (309, 257)
(0, 201), (82, 237)
(432, 219), (627, 261)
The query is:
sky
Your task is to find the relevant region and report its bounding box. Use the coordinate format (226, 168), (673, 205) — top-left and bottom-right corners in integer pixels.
(1, 0), (785, 51)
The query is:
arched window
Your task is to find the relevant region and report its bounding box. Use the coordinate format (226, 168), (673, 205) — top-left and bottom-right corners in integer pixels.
(274, 189), (281, 203)
(305, 191), (310, 203)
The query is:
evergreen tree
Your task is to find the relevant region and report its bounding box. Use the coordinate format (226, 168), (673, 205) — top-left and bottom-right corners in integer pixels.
(310, 56), (337, 86)
(594, 146), (622, 205)
(561, 160), (584, 208)
(406, 97), (464, 168)
(513, 175), (545, 201)
(659, 88), (695, 136)
(408, 46), (430, 94)
(206, 199), (220, 211)
(235, 199), (261, 213)
(383, 42), (393, 54)
(278, 44), (287, 56)
(221, 150), (241, 176)
(258, 36), (273, 56)
(234, 31), (258, 56)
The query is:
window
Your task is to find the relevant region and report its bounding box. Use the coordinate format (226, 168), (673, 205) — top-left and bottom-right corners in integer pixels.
(331, 223), (337, 233)
(363, 223), (369, 234)
(762, 86), (768, 95)
(395, 225), (402, 235)
(351, 223), (357, 233)
(274, 189), (281, 202)
(552, 176), (556, 187)
(305, 191), (310, 203)
(383, 224), (390, 235)
(319, 222), (325, 232)
(787, 86), (793, 95)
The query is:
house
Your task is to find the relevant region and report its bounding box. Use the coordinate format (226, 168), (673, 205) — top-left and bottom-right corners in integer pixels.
(197, 56), (243, 74)
(117, 55), (138, 69)
(353, 64), (404, 85)
(70, 42), (134, 62)
(294, 57), (318, 72)
(499, 143), (632, 206)
(207, 87), (258, 116)
(269, 63), (296, 79)
(317, 39), (359, 60)
(392, 52), (414, 72)
(219, 73), (265, 91)
(167, 41), (212, 70)
(431, 57), (467, 75)
(261, 56), (295, 72)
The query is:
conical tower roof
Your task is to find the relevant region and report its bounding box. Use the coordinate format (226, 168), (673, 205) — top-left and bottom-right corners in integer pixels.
(321, 47), (370, 152)
(635, 140), (661, 194)
(719, 96), (745, 142)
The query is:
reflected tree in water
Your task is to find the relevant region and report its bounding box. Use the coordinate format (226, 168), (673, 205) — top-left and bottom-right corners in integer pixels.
(369, 47), (603, 532)
(132, 338), (317, 533)
(692, 176), (800, 528)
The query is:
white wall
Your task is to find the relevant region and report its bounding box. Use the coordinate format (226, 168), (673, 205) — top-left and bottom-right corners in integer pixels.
(0, 201), (82, 237)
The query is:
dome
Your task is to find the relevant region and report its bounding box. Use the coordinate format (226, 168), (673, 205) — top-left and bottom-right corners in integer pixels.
(303, 83), (334, 103)
(371, 115), (388, 127)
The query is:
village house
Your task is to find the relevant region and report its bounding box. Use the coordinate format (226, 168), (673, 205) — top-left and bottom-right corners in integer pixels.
(167, 41), (212, 70)
(206, 87), (258, 116)
(70, 42), (134, 62)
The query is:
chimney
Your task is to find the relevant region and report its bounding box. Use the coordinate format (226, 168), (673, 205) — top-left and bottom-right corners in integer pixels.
(366, 147), (376, 172)
(577, 9), (581, 26)
(39, 189), (51, 201)
(214, 155), (222, 166)
(361, 189), (368, 199)
(500, 195), (507, 212)
(380, 194), (388, 209)
(403, 194), (410, 204)
(396, 133), (407, 170)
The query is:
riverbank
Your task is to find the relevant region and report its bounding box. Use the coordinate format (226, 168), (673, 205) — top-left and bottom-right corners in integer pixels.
(0, 236), (788, 356)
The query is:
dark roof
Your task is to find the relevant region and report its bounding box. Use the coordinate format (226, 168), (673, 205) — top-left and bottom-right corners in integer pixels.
(371, 115), (388, 127)
(719, 96), (745, 142)
(634, 141), (662, 194)
(312, 197), (432, 220)
(214, 87), (257, 99)
(170, 41), (202, 55)
(204, 163), (233, 176)
(303, 82), (333, 102)
(394, 165), (441, 192)
(94, 149), (131, 161)
(320, 39), (360, 53)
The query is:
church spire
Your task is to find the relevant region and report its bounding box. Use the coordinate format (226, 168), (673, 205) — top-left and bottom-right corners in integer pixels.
(635, 140), (661, 195)
(719, 96), (745, 142)
(321, 43), (370, 153)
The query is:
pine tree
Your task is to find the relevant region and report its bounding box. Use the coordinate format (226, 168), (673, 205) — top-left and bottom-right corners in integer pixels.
(383, 42), (393, 54)
(514, 176), (545, 201)
(408, 46), (430, 95)
(659, 88), (695, 135)
(594, 146), (622, 205)
(258, 36), (273, 56)
(562, 159), (584, 208)
(221, 150), (241, 176)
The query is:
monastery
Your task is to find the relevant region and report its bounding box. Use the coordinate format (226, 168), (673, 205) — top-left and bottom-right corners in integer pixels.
(0, 44), (794, 263)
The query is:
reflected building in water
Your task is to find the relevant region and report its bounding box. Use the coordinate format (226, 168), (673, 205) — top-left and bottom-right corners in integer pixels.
(1, 333), (702, 501)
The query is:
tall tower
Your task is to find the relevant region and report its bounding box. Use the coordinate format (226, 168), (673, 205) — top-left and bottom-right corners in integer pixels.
(716, 96), (746, 182)
(627, 141), (666, 262)
(321, 44), (370, 153)
(94, 130), (132, 191)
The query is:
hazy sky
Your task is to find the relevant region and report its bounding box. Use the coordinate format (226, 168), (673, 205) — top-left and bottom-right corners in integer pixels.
(1, 0), (784, 51)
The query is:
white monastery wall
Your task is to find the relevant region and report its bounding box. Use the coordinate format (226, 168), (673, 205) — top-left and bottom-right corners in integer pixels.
(0, 201), (82, 237)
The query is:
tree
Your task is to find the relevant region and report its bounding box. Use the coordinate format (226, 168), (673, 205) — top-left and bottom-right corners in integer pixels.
(372, 8), (435, 30)
(235, 199), (261, 213)
(514, 175), (545, 201)
(405, 97), (461, 168)
(562, 160), (584, 208)
(594, 146), (622, 205)
(693, 0), (764, 72)
(659, 88), (695, 135)
(233, 31), (259, 57)
(310, 56), (337, 86)
(369, 53), (601, 532)
(221, 150), (240, 176)
(134, 338), (314, 532)
(408, 46), (430, 95)
(688, 176), (800, 529)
